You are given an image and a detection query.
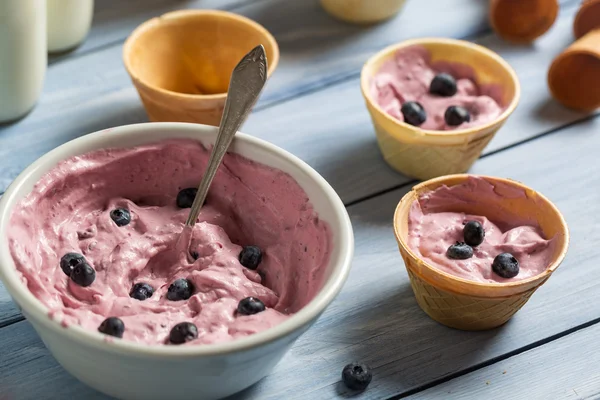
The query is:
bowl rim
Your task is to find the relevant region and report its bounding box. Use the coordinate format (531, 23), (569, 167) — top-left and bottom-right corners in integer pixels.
(122, 9), (280, 101)
(0, 122), (354, 358)
(360, 37), (521, 138)
(393, 174), (570, 291)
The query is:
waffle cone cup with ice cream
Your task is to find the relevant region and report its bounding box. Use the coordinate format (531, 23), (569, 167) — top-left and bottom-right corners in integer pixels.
(123, 10), (279, 126)
(548, 0), (600, 111)
(393, 174), (569, 331)
(361, 38), (520, 181)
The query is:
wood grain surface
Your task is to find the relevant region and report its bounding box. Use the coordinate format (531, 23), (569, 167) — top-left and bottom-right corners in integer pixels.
(0, 0), (596, 399)
(2, 116), (600, 399)
(406, 324), (600, 400)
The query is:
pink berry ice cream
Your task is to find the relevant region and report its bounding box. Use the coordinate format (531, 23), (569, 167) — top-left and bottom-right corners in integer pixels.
(8, 139), (332, 345)
(407, 177), (558, 283)
(370, 45), (506, 130)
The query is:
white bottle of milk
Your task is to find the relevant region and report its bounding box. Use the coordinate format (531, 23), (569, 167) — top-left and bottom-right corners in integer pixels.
(0, 0), (47, 123)
(47, 0), (94, 53)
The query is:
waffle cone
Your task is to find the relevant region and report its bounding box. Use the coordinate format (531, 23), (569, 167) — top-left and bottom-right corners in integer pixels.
(489, 0), (559, 43)
(367, 103), (499, 180)
(131, 79), (225, 126)
(123, 10), (279, 126)
(393, 174), (569, 330)
(548, 29), (600, 111)
(361, 38), (520, 181)
(574, 0), (600, 39)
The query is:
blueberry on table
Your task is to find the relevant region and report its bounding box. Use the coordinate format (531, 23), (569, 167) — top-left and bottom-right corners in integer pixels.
(400, 101), (427, 126)
(176, 188), (198, 208)
(342, 363), (373, 391)
(70, 262), (96, 286)
(492, 253), (520, 278)
(446, 242), (473, 260)
(129, 282), (154, 301)
(166, 278), (194, 301)
(429, 73), (458, 97)
(463, 220), (485, 247)
(444, 105), (471, 126)
(110, 208), (131, 227)
(169, 322), (198, 344)
(239, 245), (262, 270)
(237, 297), (266, 316)
(60, 252), (86, 276)
(98, 317), (125, 338)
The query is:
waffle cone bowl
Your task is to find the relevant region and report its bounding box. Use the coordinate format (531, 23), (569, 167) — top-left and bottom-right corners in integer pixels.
(361, 38), (520, 181)
(489, 0), (559, 44)
(393, 174), (569, 330)
(548, 0), (600, 111)
(573, 0), (600, 39)
(319, 0), (407, 24)
(123, 10), (279, 125)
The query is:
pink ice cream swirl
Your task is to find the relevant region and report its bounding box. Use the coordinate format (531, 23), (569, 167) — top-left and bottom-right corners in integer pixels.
(407, 177), (558, 283)
(370, 45), (506, 131)
(8, 139), (332, 345)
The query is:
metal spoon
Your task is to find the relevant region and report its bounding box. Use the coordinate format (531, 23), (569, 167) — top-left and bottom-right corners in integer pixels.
(178, 44), (268, 247)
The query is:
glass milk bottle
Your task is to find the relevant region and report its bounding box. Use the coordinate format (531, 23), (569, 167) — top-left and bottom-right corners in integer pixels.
(47, 0), (94, 53)
(0, 0), (47, 123)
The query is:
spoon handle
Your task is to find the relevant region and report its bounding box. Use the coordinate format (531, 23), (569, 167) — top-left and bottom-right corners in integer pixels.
(185, 45), (268, 227)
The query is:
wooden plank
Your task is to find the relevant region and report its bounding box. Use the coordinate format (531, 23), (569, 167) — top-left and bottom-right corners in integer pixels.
(235, 116), (600, 399)
(0, 0), (492, 194)
(242, 5), (591, 203)
(1, 116), (599, 398)
(0, 281), (20, 328)
(406, 324), (600, 400)
(254, 0), (578, 108)
(49, 0), (257, 63)
(245, 0), (490, 106)
(235, 106), (600, 399)
(0, 3), (588, 203)
(0, 320), (106, 399)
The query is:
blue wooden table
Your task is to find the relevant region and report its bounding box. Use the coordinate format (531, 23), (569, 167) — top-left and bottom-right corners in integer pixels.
(1, 0), (598, 399)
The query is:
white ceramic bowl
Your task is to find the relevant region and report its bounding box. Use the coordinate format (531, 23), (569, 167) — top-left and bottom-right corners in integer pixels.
(0, 122), (354, 400)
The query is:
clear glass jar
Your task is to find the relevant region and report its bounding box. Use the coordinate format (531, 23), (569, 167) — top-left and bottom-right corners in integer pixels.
(47, 0), (94, 53)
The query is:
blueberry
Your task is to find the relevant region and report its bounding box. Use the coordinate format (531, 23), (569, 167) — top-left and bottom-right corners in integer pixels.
(444, 105), (471, 126)
(167, 278), (194, 301)
(169, 322), (198, 344)
(342, 363), (373, 391)
(463, 220), (485, 247)
(129, 282), (154, 301)
(239, 246), (262, 270)
(176, 188), (198, 208)
(237, 297), (266, 316)
(98, 317), (124, 338)
(110, 208), (131, 227)
(400, 101), (427, 126)
(492, 253), (520, 278)
(60, 252), (86, 276)
(446, 242), (473, 260)
(70, 262), (96, 286)
(429, 73), (458, 97)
